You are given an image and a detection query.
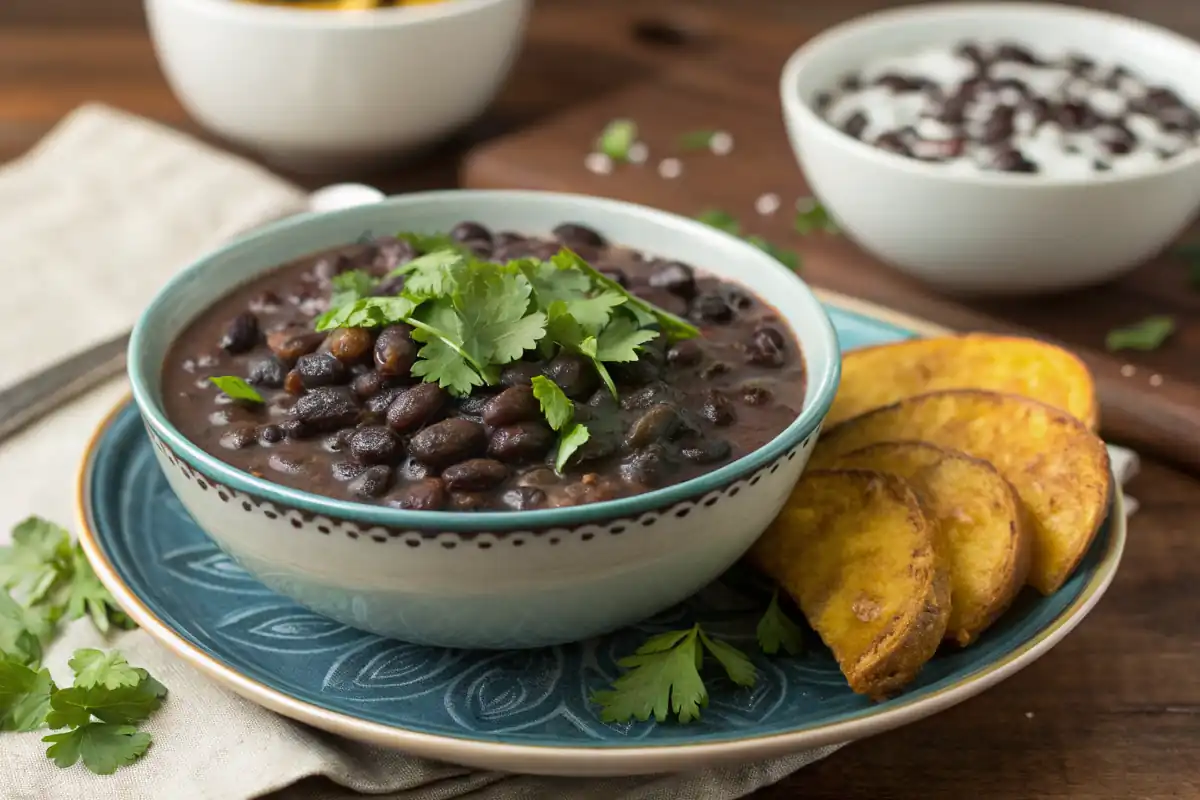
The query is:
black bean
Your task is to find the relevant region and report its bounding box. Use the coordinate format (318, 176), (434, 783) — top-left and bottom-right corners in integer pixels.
(741, 385), (773, 405)
(1065, 54), (1095, 75)
(955, 42), (988, 69)
(323, 428), (354, 452)
(386, 478), (446, 510)
(501, 486), (547, 511)
(410, 418), (487, 467)
(666, 339), (703, 368)
(371, 275), (406, 297)
(374, 325), (417, 376)
(938, 93), (970, 126)
(994, 43), (1040, 65)
(267, 329), (326, 364)
(487, 421), (555, 463)
(278, 419), (310, 439)
(386, 383), (447, 432)
(219, 312), (260, 354)
(982, 105), (1015, 144)
(625, 404), (681, 450)
(692, 292), (734, 323)
(699, 361), (729, 381)
(349, 465), (393, 499)
(494, 231), (523, 248)
(875, 73), (925, 93)
(552, 223), (606, 249)
(284, 370), (305, 395)
(842, 112), (868, 139)
(587, 388), (619, 413)
(220, 427), (257, 450)
(1056, 102), (1098, 131)
(291, 386), (361, 432)
(448, 492), (490, 511)
(353, 370), (387, 399)
(350, 426), (401, 464)
(621, 381), (674, 411)
(993, 147), (1038, 173)
(398, 454), (434, 480)
(331, 459), (367, 481)
(450, 221), (493, 245)
(327, 327), (375, 363)
(457, 392), (493, 418)
(257, 424), (284, 445)
(647, 261), (697, 299)
(365, 386), (405, 417)
(516, 466), (559, 487)
(248, 357), (287, 389)
(678, 437), (732, 464)
(610, 351), (664, 387)
(576, 430), (618, 463)
(599, 267), (629, 287)
(442, 458), (509, 492)
(700, 390), (737, 426)
(371, 237), (418, 272)
(544, 352), (599, 400)
(268, 454), (305, 475)
(296, 353), (349, 388)
(746, 329), (787, 368)
(483, 385), (540, 427)
(874, 131), (910, 157)
(500, 362), (542, 388)
(619, 444), (672, 487)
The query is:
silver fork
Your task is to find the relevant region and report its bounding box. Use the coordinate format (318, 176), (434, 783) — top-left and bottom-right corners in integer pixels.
(0, 183), (385, 446)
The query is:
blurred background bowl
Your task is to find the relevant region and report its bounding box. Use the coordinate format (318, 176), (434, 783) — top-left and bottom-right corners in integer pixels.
(145, 0), (529, 171)
(780, 2), (1200, 296)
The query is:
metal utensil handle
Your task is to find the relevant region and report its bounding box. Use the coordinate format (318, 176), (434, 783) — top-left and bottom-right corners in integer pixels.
(0, 332), (131, 445)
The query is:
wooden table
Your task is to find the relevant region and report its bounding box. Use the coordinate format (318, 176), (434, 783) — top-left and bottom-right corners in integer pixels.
(2, 1), (1198, 797)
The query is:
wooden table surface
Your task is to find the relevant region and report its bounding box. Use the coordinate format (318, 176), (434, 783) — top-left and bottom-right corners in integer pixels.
(2, 1), (1198, 798)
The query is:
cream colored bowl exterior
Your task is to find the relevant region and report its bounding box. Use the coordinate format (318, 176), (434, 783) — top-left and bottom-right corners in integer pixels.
(781, 3), (1200, 295)
(145, 0), (529, 168)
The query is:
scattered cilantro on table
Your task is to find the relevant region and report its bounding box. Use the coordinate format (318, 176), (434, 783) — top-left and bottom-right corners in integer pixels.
(597, 119), (638, 162)
(0, 517), (162, 774)
(696, 210), (802, 271)
(794, 199), (838, 236)
(678, 129), (720, 151)
(1105, 315), (1176, 352)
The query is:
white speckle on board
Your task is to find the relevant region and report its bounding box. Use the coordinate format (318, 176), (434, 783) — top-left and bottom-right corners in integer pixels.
(585, 152), (613, 175)
(657, 158), (683, 179)
(627, 142), (649, 165)
(710, 131), (734, 155)
(755, 193), (781, 216)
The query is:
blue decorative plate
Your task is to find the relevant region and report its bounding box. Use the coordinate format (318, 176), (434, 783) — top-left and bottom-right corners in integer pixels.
(77, 297), (1124, 777)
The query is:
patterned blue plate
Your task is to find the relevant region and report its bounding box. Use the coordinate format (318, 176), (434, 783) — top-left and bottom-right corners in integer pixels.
(77, 297), (1124, 776)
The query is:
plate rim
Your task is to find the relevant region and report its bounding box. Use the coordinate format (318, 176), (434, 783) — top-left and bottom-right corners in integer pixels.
(76, 293), (1125, 777)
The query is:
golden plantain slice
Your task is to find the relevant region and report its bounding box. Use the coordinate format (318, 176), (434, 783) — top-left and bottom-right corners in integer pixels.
(812, 390), (1111, 595)
(830, 442), (1032, 646)
(750, 470), (950, 699)
(827, 335), (1099, 430)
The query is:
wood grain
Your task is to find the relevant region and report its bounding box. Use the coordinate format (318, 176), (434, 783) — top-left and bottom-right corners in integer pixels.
(1, 1), (1198, 798)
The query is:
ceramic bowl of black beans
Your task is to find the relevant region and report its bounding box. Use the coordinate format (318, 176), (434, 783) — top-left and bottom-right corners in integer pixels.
(780, 2), (1200, 295)
(127, 190), (841, 649)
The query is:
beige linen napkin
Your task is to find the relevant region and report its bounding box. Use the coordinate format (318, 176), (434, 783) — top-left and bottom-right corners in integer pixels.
(0, 104), (844, 800)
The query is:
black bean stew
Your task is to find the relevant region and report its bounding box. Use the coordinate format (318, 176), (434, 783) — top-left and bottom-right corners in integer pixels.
(162, 222), (806, 512)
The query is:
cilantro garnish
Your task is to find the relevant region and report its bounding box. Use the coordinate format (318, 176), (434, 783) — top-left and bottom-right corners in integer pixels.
(696, 211), (801, 271)
(756, 590), (805, 656)
(530, 376), (592, 472)
(745, 235), (802, 271)
(42, 650), (166, 775)
(208, 376), (264, 404)
(678, 129), (719, 151)
(794, 198), (838, 235)
(314, 296), (416, 332)
(597, 119), (638, 162)
(1105, 315), (1176, 352)
(590, 624), (756, 724)
(696, 209), (741, 235)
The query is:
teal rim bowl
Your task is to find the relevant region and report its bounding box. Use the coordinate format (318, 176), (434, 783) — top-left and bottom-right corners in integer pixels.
(128, 190), (842, 533)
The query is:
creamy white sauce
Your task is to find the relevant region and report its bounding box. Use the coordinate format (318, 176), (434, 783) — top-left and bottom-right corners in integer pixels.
(821, 43), (1199, 177)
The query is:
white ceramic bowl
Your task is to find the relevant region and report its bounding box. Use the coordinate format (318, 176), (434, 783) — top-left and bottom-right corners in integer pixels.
(127, 190), (841, 649)
(781, 2), (1200, 295)
(144, 0), (529, 170)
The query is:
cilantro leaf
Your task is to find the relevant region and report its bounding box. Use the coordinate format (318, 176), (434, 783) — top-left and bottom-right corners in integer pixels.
(595, 316), (659, 363)
(530, 376), (575, 431)
(756, 590), (805, 656)
(544, 301), (586, 351)
(597, 119), (638, 162)
(63, 547), (135, 635)
(208, 376), (264, 404)
(563, 291), (626, 334)
(0, 655), (55, 732)
(408, 302), (487, 397)
(47, 675), (167, 729)
(697, 630), (757, 688)
(44, 723), (151, 775)
(1105, 315), (1176, 352)
(0, 590), (48, 667)
(696, 209), (741, 235)
(794, 198), (838, 235)
(389, 249), (464, 297)
(0, 517), (72, 606)
(555, 423), (591, 474)
(576, 336), (619, 400)
(313, 296), (417, 332)
(447, 259), (546, 367)
(312, 270), (379, 330)
(395, 232), (469, 256)
(745, 235), (801, 271)
(591, 625), (708, 724)
(518, 258), (594, 312)
(679, 130), (719, 151)
(551, 250), (699, 342)
(70, 650), (142, 691)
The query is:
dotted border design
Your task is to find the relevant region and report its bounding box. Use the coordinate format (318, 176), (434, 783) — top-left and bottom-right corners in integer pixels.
(151, 432), (815, 545)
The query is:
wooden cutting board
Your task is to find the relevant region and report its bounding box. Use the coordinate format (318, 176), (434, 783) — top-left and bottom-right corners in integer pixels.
(462, 73), (1200, 473)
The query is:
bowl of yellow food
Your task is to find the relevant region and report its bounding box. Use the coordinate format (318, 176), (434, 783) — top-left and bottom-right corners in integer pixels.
(144, 0), (529, 170)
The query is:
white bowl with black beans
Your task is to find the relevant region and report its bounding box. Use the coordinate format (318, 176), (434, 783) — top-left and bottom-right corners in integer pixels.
(780, 2), (1200, 295)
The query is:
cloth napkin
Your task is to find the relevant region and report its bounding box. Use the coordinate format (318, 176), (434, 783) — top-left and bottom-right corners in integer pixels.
(0, 104), (851, 800)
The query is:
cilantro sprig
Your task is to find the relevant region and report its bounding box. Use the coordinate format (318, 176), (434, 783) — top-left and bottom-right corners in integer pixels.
(531, 376), (591, 472)
(312, 236), (697, 403)
(597, 119), (638, 162)
(1105, 315), (1176, 352)
(0, 517), (165, 775)
(695, 210), (802, 272)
